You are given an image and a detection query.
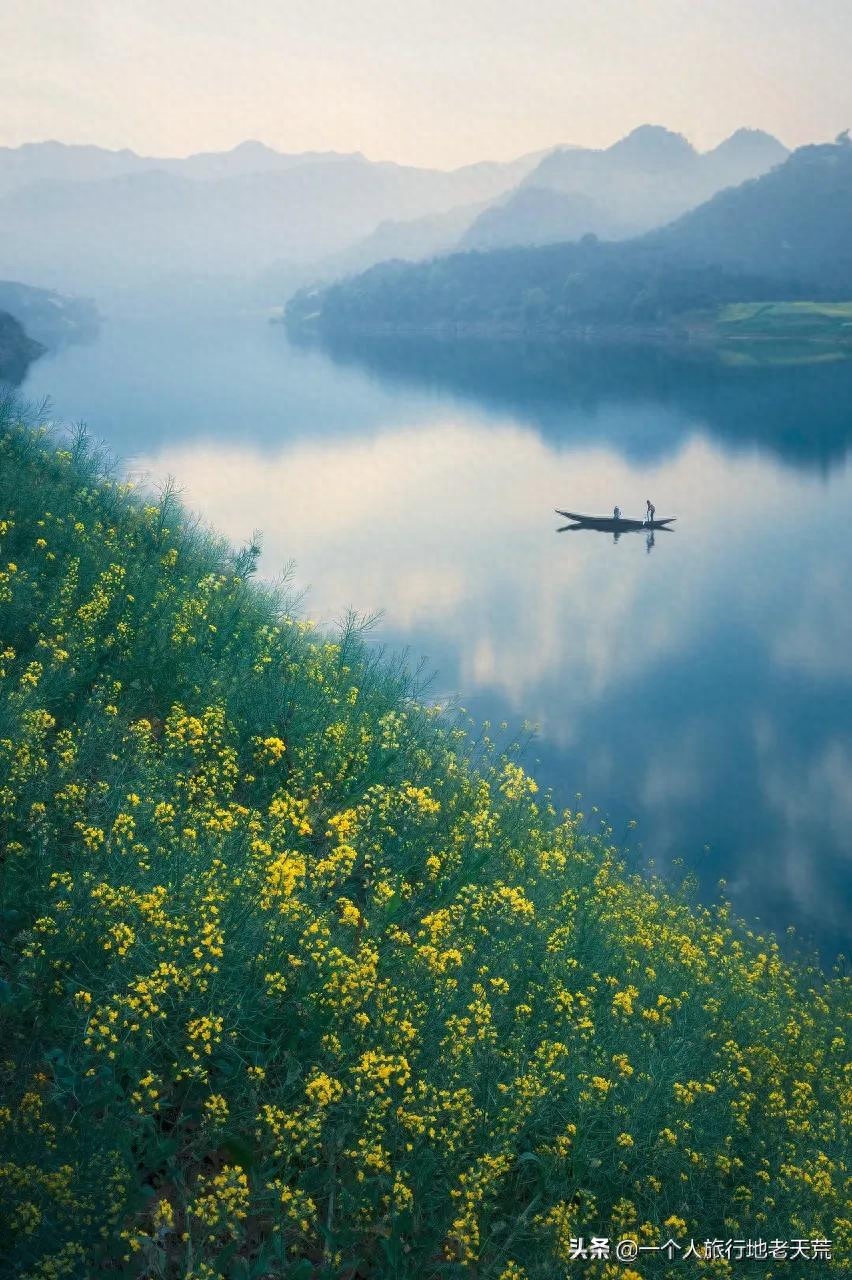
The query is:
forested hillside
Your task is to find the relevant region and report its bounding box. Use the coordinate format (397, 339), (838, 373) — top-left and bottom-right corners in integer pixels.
(287, 142), (852, 338)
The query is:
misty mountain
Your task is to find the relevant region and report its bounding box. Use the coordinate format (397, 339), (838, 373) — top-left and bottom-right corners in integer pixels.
(0, 142), (144, 200)
(280, 201), (490, 295)
(286, 141), (852, 338)
(252, 203), (495, 307)
(699, 128), (791, 189)
(0, 280), (99, 348)
(460, 126), (788, 251)
(459, 186), (624, 250)
(0, 142), (546, 303)
(0, 140), (364, 201)
(643, 140), (852, 290)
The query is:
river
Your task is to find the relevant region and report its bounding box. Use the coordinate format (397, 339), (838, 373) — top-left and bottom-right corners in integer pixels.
(19, 312), (852, 960)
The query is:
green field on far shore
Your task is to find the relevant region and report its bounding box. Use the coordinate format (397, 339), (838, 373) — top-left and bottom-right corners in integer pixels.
(717, 301), (852, 342)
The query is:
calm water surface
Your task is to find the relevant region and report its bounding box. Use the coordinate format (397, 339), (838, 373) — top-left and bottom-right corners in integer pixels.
(21, 314), (852, 958)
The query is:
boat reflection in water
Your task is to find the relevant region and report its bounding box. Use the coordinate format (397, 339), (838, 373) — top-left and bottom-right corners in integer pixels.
(556, 508), (676, 551)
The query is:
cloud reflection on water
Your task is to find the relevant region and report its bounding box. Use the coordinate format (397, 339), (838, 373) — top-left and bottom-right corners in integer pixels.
(134, 411), (852, 954)
(135, 419), (812, 704)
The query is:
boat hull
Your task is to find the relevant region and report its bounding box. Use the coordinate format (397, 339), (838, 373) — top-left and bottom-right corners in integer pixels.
(555, 509), (676, 531)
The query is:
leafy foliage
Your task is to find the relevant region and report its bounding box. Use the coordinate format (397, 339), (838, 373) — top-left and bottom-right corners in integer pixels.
(0, 407), (849, 1278)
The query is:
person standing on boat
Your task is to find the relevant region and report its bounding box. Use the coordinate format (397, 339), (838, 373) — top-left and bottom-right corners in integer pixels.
(613, 505), (622, 521)
(645, 499), (656, 525)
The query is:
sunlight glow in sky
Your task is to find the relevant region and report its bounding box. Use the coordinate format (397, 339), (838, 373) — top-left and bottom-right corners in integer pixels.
(3, 0), (851, 167)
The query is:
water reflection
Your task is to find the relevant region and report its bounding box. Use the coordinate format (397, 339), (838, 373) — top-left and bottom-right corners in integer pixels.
(20, 315), (447, 454)
(556, 522), (674, 548)
(134, 416), (852, 957)
(20, 315), (852, 956)
(296, 331), (852, 472)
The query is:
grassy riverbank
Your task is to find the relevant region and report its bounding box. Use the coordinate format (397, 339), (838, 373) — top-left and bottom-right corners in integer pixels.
(0, 404), (849, 1278)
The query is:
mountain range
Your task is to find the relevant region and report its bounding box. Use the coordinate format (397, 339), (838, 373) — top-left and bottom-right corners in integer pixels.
(283, 127), (789, 286)
(0, 128), (788, 306)
(285, 140), (852, 338)
(0, 142), (546, 302)
(459, 126), (788, 250)
(0, 139), (364, 199)
(643, 141), (852, 286)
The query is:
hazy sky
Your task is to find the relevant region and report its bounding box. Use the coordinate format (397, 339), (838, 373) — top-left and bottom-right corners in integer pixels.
(2, 0), (850, 168)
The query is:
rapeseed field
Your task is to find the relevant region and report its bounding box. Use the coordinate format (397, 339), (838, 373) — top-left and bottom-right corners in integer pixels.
(0, 406), (849, 1278)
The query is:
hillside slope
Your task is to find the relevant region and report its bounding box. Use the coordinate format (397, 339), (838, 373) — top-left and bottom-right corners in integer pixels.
(0, 310), (43, 384)
(460, 126), (787, 251)
(0, 139), (547, 202)
(289, 142), (852, 337)
(0, 279), (99, 348)
(0, 145), (545, 299)
(645, 141), (852, 290)
(460, 186), (625, 250)
(0, 408), (849, 1277)
(286, 238), (792, 337)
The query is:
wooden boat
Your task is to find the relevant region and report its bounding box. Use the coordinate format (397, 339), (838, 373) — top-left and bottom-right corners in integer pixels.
(555, 509), (676, 532)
